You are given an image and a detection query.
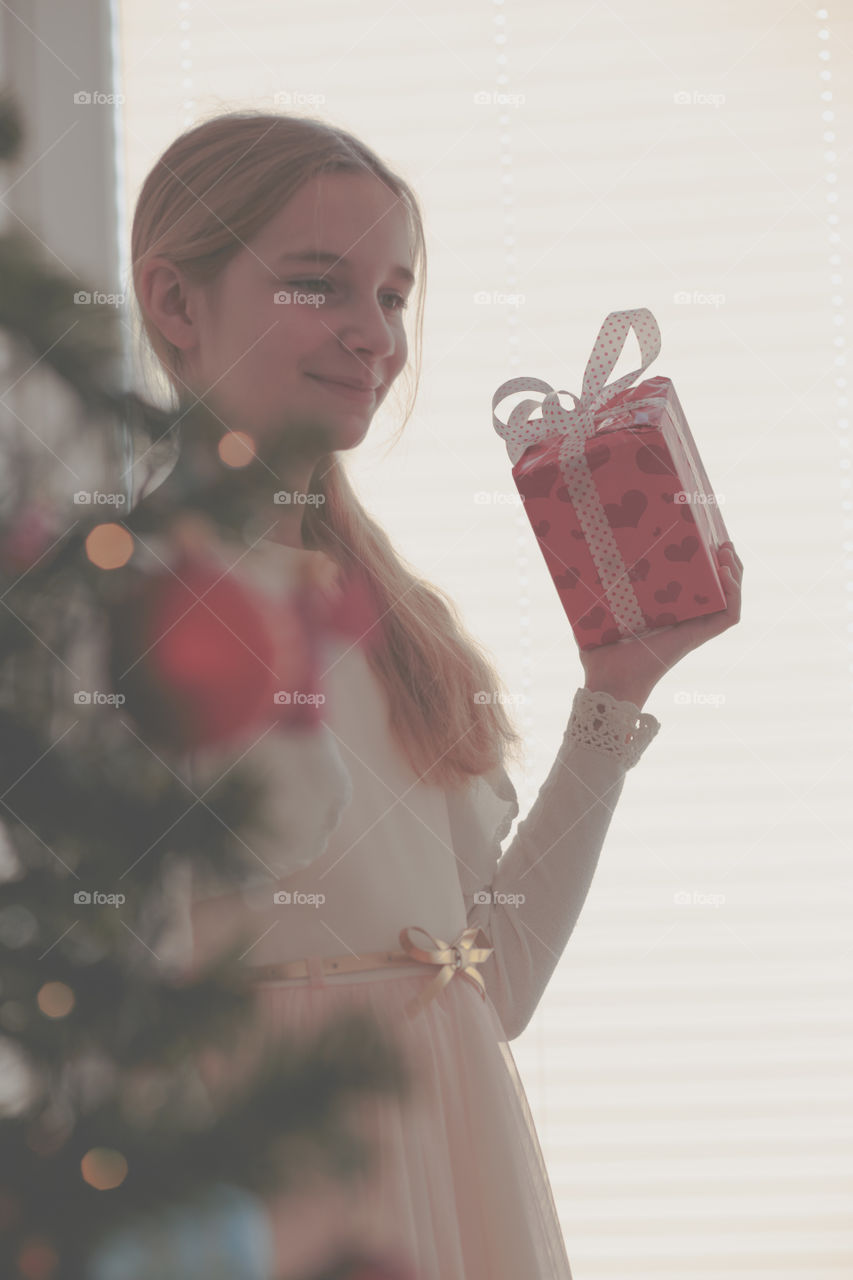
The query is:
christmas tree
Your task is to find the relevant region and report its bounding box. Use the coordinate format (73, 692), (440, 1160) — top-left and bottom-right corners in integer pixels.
(0, 92), (416, 1280)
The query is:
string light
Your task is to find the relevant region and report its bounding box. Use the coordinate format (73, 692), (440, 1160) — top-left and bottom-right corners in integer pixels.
(36, 983), (75, 1019)
(80, 1147), (128, 1191)
(15, 1237), (59, 1279)
(85, 523), (134, 570)
(218, 430), (256, 468)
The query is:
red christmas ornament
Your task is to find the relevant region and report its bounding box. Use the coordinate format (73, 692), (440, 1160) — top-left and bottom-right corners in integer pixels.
(107, 544), (319, 751)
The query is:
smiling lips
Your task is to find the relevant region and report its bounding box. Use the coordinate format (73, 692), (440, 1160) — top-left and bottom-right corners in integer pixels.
(306, 373), (379, 403)
(307, 373), (380, 391)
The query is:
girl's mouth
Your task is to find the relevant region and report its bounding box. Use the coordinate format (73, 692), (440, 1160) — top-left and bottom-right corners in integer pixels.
(306, 374), (376, 403)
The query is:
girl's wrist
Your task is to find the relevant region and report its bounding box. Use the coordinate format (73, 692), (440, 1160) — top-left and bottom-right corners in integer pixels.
(580, 674), (655, 712)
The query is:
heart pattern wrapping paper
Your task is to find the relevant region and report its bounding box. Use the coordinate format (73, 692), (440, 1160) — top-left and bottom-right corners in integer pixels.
(491, 308), (731, 650)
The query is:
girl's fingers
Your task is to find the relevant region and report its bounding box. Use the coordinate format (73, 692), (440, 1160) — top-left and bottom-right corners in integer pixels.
(720, 540), (743, 569)
(717, 543), (742, 576)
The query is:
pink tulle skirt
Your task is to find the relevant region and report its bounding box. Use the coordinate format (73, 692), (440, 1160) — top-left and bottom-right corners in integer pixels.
(197, 964), (573, 1280)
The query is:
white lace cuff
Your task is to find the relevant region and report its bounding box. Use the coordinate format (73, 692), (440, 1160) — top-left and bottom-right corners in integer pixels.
(567, 686), (661, 770)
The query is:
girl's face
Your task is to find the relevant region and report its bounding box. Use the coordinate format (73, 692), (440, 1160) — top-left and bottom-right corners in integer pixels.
(178, 170), (415, 451)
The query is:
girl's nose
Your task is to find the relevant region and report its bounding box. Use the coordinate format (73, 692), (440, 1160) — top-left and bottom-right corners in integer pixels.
(335, 303), (398, 360)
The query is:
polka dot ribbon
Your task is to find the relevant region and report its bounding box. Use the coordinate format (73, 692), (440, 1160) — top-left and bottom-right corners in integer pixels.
(491, 308), (663, 639)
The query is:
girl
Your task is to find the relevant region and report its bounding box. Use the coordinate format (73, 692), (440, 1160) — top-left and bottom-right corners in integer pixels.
(130, 110), (743, 1279)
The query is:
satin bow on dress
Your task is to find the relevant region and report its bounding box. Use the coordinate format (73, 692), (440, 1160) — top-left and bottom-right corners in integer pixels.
(399, 925), (494, 1020)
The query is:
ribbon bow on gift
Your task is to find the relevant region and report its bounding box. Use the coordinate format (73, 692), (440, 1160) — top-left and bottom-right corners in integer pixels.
(399, 925), (494, 1020)
(491, 307), (662, 466)
(490, 308), (666, 642)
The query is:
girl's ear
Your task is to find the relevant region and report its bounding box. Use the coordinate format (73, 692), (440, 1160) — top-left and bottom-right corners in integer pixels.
(140, 255), (199, 355)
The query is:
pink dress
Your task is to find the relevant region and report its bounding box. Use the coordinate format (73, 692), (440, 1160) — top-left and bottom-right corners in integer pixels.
(155, 538), (661, 1280)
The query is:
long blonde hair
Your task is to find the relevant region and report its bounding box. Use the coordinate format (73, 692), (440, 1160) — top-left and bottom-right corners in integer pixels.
(129, 109), (524, 789)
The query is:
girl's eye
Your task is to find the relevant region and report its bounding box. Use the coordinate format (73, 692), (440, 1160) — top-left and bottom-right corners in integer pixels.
(289, 278), (332, 294)
(287, 279), (409, 313)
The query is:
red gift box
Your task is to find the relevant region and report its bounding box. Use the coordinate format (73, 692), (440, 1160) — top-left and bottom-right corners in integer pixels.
(492, 308), (731, 650)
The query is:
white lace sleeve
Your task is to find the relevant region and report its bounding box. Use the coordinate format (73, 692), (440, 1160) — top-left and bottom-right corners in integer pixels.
(458, 686), (661, 1040)
(567, 686), (661, 769)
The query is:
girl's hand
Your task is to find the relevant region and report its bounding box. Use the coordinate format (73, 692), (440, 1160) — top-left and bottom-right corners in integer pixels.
(579, 540), (743, 705)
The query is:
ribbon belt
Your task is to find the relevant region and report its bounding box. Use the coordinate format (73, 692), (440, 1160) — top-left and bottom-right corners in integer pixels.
(399, 925), (494, 1020)
(244, 924), (495, 1022)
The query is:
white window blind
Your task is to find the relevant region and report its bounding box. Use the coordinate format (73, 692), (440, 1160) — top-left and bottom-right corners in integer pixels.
(114, 3), (853, 1276)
